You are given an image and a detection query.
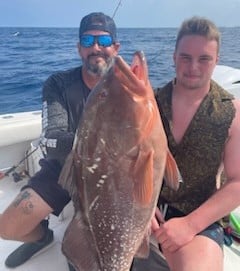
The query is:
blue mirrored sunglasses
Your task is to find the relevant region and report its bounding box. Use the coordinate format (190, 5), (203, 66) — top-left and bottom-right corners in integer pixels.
(80, 34), (114, 48)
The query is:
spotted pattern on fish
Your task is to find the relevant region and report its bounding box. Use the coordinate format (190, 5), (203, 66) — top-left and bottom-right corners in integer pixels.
(86, 163), (99, 173)
(59, 51), (180, 271)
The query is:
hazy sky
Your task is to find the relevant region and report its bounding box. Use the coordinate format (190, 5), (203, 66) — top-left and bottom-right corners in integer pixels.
(1, 0), (240, 28)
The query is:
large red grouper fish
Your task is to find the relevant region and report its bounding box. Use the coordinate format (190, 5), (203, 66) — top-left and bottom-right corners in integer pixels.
(59, 51), (180, 271)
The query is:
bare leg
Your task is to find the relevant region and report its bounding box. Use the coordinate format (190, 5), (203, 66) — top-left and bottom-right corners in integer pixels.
(0, 188), (53, 242)
(163, 235), (223, 271)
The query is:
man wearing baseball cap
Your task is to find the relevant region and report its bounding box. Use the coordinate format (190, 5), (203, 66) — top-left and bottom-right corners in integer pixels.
(1, 12), (120, 270)
(80, 12), (117, 42)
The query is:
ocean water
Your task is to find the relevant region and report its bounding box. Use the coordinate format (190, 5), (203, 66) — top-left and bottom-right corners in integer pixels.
(1, 27), (240, 114)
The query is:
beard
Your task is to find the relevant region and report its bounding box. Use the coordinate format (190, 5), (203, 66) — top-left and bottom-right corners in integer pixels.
(83, 53), (114, 77)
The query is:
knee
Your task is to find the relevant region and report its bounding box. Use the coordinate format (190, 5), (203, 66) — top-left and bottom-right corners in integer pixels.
(0, 213), (25, 241)
(0, 227), (15, 240)
(1, 232), (12, 240)
(0, 220), (20, 240)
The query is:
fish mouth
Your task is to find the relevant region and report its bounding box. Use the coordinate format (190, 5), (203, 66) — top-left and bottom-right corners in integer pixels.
(114, 51), (150, 97)
(131, 51), (149, 85)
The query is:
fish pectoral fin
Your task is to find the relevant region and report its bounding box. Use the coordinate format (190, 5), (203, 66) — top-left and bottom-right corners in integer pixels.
(133, 149), (154, 205)
(134, 232), (150, 258)
(164, 150), (182, 191)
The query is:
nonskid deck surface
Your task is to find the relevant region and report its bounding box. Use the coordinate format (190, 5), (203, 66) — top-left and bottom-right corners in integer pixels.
(0, 176), (240, 270)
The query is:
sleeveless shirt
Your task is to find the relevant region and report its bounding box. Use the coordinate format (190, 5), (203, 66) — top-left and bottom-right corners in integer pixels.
(155, 80), (235, 214)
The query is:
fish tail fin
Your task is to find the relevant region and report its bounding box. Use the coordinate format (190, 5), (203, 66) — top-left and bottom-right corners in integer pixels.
(164, 150), (182, 191)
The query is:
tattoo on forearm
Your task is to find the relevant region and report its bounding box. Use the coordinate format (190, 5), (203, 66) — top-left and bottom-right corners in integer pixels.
(12, 190), (34, 215)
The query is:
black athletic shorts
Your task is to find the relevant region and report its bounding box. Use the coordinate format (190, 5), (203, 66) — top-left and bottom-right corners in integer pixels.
(164, 205), (224, 248)
(22, 158), (71, 216)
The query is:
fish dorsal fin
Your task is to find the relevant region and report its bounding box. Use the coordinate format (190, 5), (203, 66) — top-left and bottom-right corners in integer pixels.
(133, 149), (154, 205)
(164, 150), (182, 191)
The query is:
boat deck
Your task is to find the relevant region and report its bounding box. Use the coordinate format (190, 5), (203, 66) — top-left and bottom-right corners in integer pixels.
(0, 175), (240, 270)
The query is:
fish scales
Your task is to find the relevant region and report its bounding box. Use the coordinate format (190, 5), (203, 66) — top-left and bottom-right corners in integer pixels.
(59, 51), (180, 271)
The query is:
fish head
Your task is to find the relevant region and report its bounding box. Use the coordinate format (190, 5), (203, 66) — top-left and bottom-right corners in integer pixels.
(83, 51), (159, 155)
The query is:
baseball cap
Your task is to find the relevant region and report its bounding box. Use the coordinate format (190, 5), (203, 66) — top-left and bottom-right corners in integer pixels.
(79, 12), (117, 42)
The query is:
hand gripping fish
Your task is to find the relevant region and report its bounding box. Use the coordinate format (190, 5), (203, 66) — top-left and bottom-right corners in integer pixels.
(59, 51), (180, 271)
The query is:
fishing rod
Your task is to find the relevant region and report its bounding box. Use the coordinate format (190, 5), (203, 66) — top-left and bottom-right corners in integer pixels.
(112, 0), (160, 65)
(0, 146), (41, 182)
(112, 0), (123, 18)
